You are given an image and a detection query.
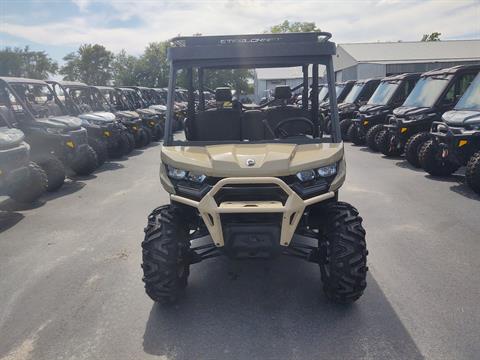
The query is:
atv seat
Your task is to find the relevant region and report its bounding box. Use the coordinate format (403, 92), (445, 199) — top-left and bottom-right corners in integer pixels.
(191, 87), (242, 141)
(265, 86), (311, 139)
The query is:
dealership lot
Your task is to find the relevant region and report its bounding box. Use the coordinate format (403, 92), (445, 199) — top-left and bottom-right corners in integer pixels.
(0, 143), (478, 360)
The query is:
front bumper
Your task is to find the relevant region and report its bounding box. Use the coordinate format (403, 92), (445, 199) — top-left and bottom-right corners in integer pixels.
(430, 121), (480, 164)
(170, 177), (335, 248)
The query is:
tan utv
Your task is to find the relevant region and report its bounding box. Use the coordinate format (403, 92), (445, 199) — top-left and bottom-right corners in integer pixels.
(141, 32), (368, 305)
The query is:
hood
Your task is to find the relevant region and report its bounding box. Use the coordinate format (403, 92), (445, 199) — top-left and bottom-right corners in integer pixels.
(79, 111), (115, 123)
(393, 106), (432, 118)
(150, 104), (167, 113)
(116, 110), (139, 119)
(442, 110), (480, 127)
(359, 104), (389, 114)
(161, 143), (344, 177)
(338, 102), (357, 112)
(136, 108), (158, 117)
(35, 115), (82, 130)
(0, 127), (25, 149)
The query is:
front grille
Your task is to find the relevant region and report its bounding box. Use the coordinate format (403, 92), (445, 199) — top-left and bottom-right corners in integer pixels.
(213, 184), (288, 205)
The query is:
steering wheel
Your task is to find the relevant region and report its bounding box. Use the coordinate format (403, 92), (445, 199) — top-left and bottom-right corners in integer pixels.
(273, 117), (315, 138)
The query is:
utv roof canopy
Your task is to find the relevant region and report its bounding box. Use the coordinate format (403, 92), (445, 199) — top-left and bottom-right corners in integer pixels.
(168, 32), (335, 68)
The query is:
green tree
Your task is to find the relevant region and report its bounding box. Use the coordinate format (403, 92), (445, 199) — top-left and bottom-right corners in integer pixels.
(60, 44), (114, 85)
(421, 32), (441, 41)
(135, 42), (170, 87)
(267, 20), (320, 33)
(0, 46), (58, 79)
(112, 50), (139, 86)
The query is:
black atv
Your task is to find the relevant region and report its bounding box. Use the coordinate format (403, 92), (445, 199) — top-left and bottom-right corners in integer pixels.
(336, 78), (381, 140)
(347, 73), (420, 150)
(377, 65), (480, 168)
(124, 87), (165, 141)
(0, 111), (47, 202)
(419, 72), (480, 194)
(48, 81), (131, 162)
(0, 77), (98, 191)
(96, 86), (147, 149)
(321, 80), (355, 132)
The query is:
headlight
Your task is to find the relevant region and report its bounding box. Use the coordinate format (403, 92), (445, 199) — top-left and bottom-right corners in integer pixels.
(167, 166), (187, 180)
(296, 164), (337, 182)
(296, 169), (316, 182)
(317, 164), (337, 177)
(167, 166), (206, 183)
(45, 127), (63, 134)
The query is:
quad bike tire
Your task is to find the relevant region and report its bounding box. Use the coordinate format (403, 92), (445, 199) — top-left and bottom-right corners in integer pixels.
(70, 145), (98, 176)
(339, 119), (352, 140)
(143, 125), (153, 146)
(125, 133), (136, 154)
(88, 137), (108, 166)
(316, 201), (368, 303)
(377, 129), (403, 156)
(418, 140), (460, 176)
(8, 162), (47, 203)
(365, 124), (384, 152)
(324, 119), (332, 134)
(38, 156), (66, 192)
(349, 124), (365, 145)
(142, 205), (190, 305)
(466, 151), (480, 194)
(135, 128), (149, 148)
(405, 132), (431, 168)
(152, 124), (164, 141)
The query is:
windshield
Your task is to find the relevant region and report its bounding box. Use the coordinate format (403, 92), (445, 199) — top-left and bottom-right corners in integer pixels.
(455, 73), (480, 111)
(11, 83), (65, 119)
(343, 83), (365, 104)
(403, 75), (452, 108)
(335, 85), (345, 100)
(367, 81), (400, 105)
(318, 86), (328, 101)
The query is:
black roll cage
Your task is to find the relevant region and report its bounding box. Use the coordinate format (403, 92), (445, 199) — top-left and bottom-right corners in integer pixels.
(163, 32), (341, 146)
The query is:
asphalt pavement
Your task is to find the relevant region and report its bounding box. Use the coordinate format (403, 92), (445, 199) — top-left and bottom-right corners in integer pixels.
(0, 143), (479, 360)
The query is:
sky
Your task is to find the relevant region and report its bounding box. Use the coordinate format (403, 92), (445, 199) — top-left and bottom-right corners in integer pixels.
(1, 0), (479, 62)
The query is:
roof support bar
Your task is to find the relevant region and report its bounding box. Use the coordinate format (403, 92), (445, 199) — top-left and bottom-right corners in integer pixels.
(187, 68), (195, 121)
(312, 64), (319, 136)
(326, 59), (341, 143)
(165, 64), (177, 146)
(302, 65), (309, 111)
(198, 68), (205, 111)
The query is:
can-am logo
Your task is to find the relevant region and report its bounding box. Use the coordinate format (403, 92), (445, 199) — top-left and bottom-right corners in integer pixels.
(219, 38), (282, 45)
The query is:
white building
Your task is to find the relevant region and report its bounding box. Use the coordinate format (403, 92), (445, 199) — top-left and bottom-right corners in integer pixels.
(334, 39), (480, 81)
(253, 67), (325, 103)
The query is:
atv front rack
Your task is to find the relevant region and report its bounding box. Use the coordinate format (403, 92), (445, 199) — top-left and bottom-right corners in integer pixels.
(171, 177), (335, 247)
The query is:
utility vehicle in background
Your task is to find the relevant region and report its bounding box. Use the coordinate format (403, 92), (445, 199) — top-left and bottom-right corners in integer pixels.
(95, 86), (148, 149)
(0, 111), (47, 202)
(377, 65), (480, 167)
(419, 72), (480, 193)
(347, 73), (420, 149)
(336, 78), (381, 139)
(141, 32), (368, 305)
(48, 81), (130, 162)
(320, 80), (354, 131)
(0, 77), (98, 191)
(124, 86), (165, 141)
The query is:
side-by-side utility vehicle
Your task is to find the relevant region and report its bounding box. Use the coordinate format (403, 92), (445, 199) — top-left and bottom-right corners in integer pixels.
(419, 72), (480, 193)
(336, 78), (381, 139)
(0, 111), (47, 202)
(347, 73), (420, 150)
(0, 77), (98, 191)
(377, 65), (480, 167)
(48, 81), (130, 162)
(320, 80), (354, 131)
(141, 32), (368, 305)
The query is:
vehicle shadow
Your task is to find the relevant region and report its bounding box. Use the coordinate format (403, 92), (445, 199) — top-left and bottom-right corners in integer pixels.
(0, 211), (24, 233)
(423, 172), (479, 200)
(93, 162), (125, 174)
(0, 198), (45, 212)
(143, 256), (423, 360)
(41, 180), (86, 201)
(359, 147), (377, 153)
(395, 160), (425, 173)
(127, 149), (144, 157)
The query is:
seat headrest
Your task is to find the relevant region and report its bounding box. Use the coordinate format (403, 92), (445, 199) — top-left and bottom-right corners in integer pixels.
(274, 86), (292, 100)
(215, 87), (232, 102)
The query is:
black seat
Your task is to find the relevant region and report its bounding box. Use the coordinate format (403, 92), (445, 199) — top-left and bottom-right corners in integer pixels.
(191, 87), (241, 141)
(242, 110), (266, 140)
(265, 86), (310, 139)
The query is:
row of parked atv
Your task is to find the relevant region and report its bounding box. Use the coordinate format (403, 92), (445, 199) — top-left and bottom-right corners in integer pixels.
(0, 77), (188, 204)
(321, 64), (480, 195)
